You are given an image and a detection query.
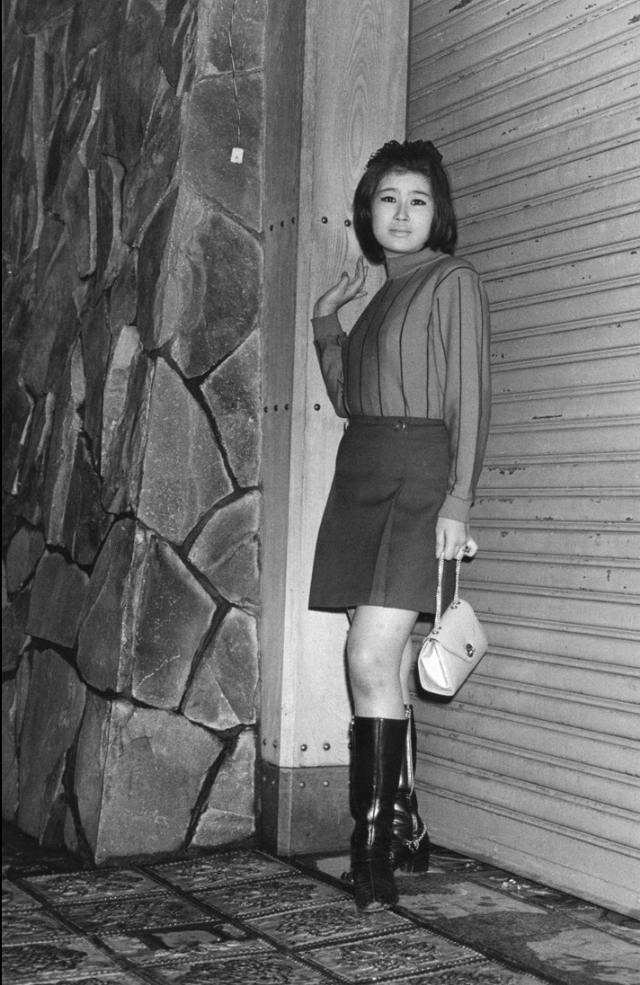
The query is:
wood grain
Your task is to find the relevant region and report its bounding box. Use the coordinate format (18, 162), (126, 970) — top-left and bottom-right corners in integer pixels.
(260, 0), (411, 779)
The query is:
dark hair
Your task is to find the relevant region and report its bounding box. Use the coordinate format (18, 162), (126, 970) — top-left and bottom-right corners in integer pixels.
(353, 139), (457, 263)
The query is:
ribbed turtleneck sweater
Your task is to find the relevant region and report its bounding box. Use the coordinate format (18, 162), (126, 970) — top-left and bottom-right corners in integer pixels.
(312, 248), (491, 523)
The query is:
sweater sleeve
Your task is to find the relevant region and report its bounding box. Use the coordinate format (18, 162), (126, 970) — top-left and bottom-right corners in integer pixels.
(434, 266), (491, 523)
(312, 313), (349, 418)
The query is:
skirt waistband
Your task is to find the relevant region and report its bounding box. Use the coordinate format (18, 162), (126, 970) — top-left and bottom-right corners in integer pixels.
(347, 415), (444, 431)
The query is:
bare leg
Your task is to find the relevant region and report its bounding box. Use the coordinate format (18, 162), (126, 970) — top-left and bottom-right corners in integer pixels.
(347, 605), (419, 718)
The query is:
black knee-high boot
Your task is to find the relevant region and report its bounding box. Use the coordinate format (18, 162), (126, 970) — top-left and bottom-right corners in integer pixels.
(391, 705), (430, 873)
(350, 716), (406, 911)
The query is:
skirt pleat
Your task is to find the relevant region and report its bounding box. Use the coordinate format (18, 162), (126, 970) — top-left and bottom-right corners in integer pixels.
(308, 416), (451, 614)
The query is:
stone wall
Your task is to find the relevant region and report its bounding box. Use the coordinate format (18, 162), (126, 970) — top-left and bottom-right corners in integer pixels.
(2, 0), (266, 863)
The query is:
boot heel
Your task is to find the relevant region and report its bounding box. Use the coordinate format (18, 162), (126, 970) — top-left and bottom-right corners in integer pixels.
(353, 857), (398, 910)
(397, 853), (430, 874)
(394, 834), (430, 873)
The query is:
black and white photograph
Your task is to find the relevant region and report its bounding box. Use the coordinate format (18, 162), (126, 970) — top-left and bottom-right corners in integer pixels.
(2, 1), (638, 983)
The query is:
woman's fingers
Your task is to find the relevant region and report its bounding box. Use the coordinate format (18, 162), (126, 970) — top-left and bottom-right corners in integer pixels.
(342, 258), (368, 299)
(436, 518), (463, 559)
(313, 258), (368, 315)
(456, 537), (478, 560)
(460, 537), (478, 559)
(435, 518), (479, 561)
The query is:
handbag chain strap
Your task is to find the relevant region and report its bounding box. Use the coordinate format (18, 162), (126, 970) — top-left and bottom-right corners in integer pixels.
(434, 557), (462, 625)
(404, 706), (414, 796)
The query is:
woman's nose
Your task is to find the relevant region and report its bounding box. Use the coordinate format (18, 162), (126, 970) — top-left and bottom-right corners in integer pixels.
(394, 200), (409, 220)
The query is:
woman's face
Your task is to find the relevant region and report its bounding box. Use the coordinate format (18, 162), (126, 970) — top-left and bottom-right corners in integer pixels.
(371, 169), (434, 257)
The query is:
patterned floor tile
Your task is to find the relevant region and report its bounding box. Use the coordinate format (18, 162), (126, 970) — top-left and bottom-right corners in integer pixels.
(126, 935), (273, 971)
(4, 824), (635, 985)
(54, 893), (215, 934)
(2, 938), (122, 983)
(146, 849), (295, 891)
(305, 926), (484, 982)
(196, 871), (347, 918)
(3, 862), (82, 880)
(141, 948), (337, 984)
(2, 834), (80, 880)
(45, 978), (145, 985)
(21, 869), (164, 904)
(3, 880), (43, 909)
(102, 920), (254, 960)
(391, 964), (551, 984)
(247, 896), (410, 948)
(2, 905), (72, 942)
(30, 978), (146, 985)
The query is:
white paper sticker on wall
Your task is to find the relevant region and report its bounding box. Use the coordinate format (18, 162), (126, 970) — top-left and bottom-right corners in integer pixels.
(231, 147), (244, 164)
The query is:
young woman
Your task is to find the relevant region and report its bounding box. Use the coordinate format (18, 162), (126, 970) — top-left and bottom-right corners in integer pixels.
(308, 139), (491, 912)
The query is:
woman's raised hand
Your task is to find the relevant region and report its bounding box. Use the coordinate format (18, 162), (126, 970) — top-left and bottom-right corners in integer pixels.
(313, 257), (368, 318)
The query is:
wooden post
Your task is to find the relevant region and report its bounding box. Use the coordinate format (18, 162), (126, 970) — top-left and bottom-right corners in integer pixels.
(260, 0), (410, 855)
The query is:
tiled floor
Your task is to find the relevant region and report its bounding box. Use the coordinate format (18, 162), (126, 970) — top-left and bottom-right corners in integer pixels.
(2, 824), (639, 984)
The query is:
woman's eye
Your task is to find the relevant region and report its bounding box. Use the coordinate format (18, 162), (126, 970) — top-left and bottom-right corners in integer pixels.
(380, 195), (396, 203)
(411, 198), (428, 206)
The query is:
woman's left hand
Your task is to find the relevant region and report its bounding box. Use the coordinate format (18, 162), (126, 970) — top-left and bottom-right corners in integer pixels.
(313, 257), (368, 318)
(435, 517), (478, 561)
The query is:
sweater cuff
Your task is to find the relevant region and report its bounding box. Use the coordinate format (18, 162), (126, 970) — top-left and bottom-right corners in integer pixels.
(438, 494), (472, 524)
(312, 313), (343, 340)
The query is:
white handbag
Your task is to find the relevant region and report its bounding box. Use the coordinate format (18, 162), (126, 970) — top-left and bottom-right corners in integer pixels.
(417, 557), (488, 697)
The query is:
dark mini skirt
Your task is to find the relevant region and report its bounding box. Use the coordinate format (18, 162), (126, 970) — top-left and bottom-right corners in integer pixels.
(308, 416), (451, 614)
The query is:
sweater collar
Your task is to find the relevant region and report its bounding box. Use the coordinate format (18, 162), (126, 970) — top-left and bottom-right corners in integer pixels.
(385, 247), (443, 280)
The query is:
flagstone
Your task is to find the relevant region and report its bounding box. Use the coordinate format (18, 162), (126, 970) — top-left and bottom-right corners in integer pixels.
(137, 358), (233, 544)
(73, 695), (223, 863)
(26, 552), (89, 649)
(188, 492), (260, 605)
(182, 607), (258, 729)
(16, 649), (86, 843)
(202, 331), (261, 486)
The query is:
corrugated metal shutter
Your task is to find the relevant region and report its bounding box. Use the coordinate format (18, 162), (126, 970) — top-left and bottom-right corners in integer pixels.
(408, 0), (640, 914)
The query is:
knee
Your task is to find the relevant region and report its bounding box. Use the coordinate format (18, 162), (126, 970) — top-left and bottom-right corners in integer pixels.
(347, 640), (394, 696)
